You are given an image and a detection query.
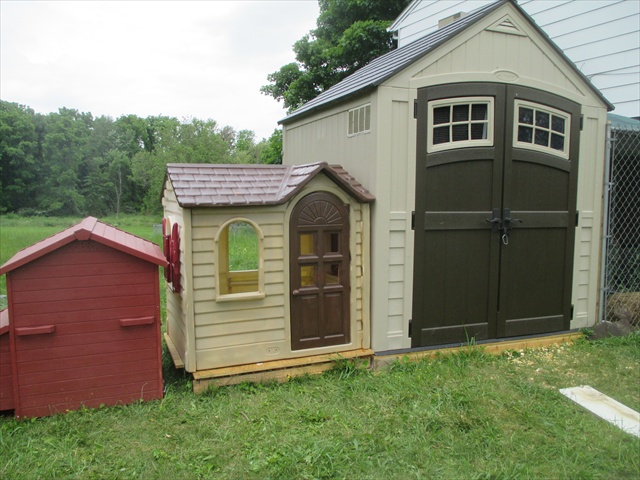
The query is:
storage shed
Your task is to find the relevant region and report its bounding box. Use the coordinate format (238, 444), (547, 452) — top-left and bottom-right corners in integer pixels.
(0, 217), (167, 418)
(162, 162), (374, 386)
(280, 0), (613, 353)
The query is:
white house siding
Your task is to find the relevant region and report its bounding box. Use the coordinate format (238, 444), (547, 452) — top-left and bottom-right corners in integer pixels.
(390, 0), (640, 117)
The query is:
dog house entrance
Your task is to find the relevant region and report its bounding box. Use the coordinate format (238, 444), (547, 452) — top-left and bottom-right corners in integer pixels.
(290, 192), (350, 350)
(412, 83), (581, 347)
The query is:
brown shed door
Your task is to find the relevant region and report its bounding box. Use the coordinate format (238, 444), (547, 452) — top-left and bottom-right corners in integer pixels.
(290, 192), (350, 350)
(412, 83), (580, 347)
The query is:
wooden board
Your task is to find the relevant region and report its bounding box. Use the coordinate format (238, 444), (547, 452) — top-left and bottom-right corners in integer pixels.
(164, 332), (185, 369)
(192, 348), (374, 392)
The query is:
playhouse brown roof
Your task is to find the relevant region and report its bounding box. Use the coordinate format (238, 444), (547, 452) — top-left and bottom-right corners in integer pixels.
(165, 162), (375, 207)
(0, 217), (168, 275)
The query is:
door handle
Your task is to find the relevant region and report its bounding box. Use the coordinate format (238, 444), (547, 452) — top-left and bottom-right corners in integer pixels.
(485, 208), (502, 232)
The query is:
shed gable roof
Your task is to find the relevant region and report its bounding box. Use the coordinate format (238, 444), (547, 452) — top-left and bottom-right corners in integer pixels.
(165, 162), (374, 208)
(0, 217), (167, 275)
(280, 0), (612, 124)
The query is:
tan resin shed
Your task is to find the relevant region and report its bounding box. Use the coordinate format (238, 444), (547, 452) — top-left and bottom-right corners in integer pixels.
(280, 0), (613, 353)
(162, 162), (374, 388)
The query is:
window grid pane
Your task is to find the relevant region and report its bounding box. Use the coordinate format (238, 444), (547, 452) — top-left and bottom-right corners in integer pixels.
(428, 98), (493, 152)
(515, 102), (569, 158)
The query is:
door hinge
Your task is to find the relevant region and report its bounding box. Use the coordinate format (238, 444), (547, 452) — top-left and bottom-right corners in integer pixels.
(414, 99), (418, 119)
(580, 115), (584, 131)
(408, 319), (412, 337)
(575, 210), (579, 226)
(411, 211), (416, 230)
(571, 304), (574, 319)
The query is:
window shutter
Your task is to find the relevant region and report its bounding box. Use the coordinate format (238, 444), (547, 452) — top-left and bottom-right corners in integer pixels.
(170, 223), (181, 294)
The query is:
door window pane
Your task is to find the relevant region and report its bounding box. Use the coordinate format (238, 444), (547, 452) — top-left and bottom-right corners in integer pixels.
(325, 264), (340, 285)
(300, 233), (315, 255)
(514, 100), (570, 159)
(301, 266), (315, 287)
(428, 97), (494, 152)
(325, 232), (340, 253)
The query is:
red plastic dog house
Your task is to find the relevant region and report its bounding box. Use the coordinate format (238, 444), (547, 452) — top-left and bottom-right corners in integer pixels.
(0, 217), (167, 418)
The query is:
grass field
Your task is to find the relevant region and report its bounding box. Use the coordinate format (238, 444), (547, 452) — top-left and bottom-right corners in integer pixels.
(0, 215), (639, 479)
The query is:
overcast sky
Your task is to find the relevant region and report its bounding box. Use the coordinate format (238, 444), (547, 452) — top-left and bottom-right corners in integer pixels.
(1, 1), (320, 140)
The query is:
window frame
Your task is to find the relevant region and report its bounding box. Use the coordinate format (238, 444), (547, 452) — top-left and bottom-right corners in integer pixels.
(513, 100), (571, 159)
(215, 218), (265, 302)
(427, 96), (495, 153)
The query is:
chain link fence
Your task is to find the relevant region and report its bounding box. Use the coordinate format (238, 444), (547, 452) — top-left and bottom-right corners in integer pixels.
(600, 115), (640, 326)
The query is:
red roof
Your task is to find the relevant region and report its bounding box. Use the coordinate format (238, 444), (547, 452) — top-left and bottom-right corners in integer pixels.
(166, 162), (375, 208)
(0, 217), (168, 275)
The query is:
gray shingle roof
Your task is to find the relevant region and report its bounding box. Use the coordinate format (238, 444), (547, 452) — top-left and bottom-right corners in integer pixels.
(280, 0), (612, 124)
(166, 162), (375, 208)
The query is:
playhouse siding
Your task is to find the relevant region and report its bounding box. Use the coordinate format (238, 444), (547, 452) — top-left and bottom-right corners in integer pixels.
(283, 2), (609, 352)
(163, 179), (191, 370)
(391, 0), (639, 117)
(166, 174), (370, 372)
(192, 179), (368, 370)
(7, 241), (163, 418)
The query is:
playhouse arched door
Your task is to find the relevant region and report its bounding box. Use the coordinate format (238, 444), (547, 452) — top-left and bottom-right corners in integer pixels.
(290, 192), (350, 350)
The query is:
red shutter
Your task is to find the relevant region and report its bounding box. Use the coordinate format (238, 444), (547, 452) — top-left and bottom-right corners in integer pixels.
(170, 223), (181, 294)
(162, 218), (171, 282)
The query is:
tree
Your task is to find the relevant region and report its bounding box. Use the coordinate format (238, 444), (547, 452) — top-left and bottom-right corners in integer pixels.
(0, 102), (39, 213)
(261, 0), (409, 111)
(259, 129), (283, 165)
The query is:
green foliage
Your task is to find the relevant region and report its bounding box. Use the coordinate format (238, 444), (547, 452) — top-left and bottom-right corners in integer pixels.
(0, 100), (277, 216)
(261, 0), (410, 111)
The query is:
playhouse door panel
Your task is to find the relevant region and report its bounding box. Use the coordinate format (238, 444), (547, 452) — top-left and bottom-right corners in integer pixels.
(290, 192), (350, 351)
(412, 83), (579, 347)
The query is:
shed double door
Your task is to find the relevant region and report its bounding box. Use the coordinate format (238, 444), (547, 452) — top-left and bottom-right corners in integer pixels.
(412, 83), (580, 347)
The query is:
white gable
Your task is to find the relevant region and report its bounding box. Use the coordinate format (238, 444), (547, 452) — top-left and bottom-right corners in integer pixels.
(390, 0), (640, 117)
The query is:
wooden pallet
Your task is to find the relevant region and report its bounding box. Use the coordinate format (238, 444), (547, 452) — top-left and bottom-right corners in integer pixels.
(192, 349), (374, 393)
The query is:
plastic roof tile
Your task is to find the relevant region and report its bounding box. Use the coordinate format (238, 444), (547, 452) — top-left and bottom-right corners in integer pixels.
(165, 162), (374, 208)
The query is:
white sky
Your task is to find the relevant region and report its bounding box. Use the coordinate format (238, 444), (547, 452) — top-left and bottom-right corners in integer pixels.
(0, 1), (320, 140)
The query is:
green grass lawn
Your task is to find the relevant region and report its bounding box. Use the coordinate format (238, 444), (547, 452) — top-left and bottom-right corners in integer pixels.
(0, 215), (639, 479)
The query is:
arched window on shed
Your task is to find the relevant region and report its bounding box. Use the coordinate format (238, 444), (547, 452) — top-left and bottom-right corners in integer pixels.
(216, 219), (265, 301)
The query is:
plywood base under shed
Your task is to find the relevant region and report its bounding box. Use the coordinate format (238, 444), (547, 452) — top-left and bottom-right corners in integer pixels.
(372, 332), (583, 370)
(192, 349), (374, 393)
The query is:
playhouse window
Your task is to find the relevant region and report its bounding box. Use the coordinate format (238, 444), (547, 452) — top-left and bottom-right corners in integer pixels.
(348, 104), (371, 136)
(216, 219), (265, 301)
(427, 97), (494, 152)
(514, 100), (570, 159)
